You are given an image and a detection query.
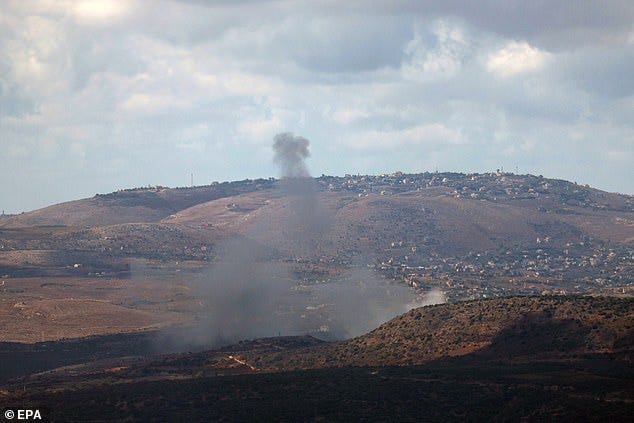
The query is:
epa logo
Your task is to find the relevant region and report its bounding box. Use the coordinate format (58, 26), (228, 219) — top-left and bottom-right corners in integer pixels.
(4, 409), (42, 420)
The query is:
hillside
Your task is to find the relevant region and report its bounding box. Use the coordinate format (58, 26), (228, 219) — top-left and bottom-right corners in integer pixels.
(7, 296), (632, 384)
(0, 179), (275, 228)
(251, 296), (634, 370)
(2, 172), (632, 291)
(0, 172), (633, 344)
(2, 296), (633, 421)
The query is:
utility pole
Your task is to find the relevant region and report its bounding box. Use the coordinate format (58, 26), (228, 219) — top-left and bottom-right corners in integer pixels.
(191, 173), (194, 187)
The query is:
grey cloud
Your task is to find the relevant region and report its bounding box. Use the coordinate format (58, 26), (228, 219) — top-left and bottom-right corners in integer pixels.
(0, 81), (35, 118)
(67, 31), (146, 90)
(554, 46), (634, 99)
(127, 0), (289, 47)
(1, 0), (633, 214)
(203, 14), (413, 76)
(317, 0), (634, 50)
(289, 16), (412, 73)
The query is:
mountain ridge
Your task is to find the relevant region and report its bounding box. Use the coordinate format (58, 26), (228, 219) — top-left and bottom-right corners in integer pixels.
(2, 172), (632, 228)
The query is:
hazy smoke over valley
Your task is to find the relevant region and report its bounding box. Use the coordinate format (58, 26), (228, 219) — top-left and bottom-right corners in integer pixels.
(318, 265), (446, 339)
(191, 237), (290, 346)
(181, 132), (439, 347)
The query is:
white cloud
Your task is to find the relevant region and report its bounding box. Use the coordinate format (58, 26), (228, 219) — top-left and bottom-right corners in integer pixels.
(346, 123), (464, 151)
(220, 72), (282, 98)
(118, 93), (189, 115)
(331, 108), (371, 125)
(486, 41), (551, 77)
(176, 139), (207, 154)
(236, 116), (282, 140)
(0, 1), (633, 212)
(72, 0), (130, 22)
(402, 20), (470, 82)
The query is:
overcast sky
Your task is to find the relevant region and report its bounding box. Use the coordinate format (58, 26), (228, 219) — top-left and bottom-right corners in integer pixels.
(1, 0), (633, 212)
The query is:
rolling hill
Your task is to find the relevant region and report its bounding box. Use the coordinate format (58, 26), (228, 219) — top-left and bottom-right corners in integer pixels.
(1, 172), (632, 297)
(0, 179), (275, 228)
(2, 296), (632, 421)
(0, 172), (632, 346)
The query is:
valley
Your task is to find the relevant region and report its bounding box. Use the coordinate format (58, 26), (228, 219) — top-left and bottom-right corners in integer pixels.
(1, 172), (632, 343)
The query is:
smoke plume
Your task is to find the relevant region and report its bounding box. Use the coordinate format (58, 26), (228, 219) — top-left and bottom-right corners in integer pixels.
(174, 132), (434, 348)
(178, 132), (321, 347)
(189, 237), (290, 346)
(273, 132), (311, 178)
(272, 132), (332, 257)
(317, 263), (445, 339)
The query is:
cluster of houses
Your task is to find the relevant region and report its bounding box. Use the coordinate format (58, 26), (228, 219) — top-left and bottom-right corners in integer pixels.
(311, 171), (633, 301)
(2, 172), (631, 302)
(317, 171), (633, 213)
(374, 239), (633, 301)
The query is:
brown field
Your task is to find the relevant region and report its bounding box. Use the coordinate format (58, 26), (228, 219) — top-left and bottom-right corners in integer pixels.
(0, 273), (191, 342)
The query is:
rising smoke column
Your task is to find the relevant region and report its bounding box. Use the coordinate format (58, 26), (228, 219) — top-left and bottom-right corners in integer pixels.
(182, 133), (321, 347)
(273, 133), (311, 178)
(272, 132), (332, 257)
(271, 132), (437, 338)
(175, 132), (435, 349)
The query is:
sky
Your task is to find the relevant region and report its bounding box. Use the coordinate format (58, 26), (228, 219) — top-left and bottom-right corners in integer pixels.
(1, 0), (633, 213)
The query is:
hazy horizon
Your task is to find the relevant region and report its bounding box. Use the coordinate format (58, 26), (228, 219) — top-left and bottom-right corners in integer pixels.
(2, 167), (632, 215)
(1, 0), (632, 213)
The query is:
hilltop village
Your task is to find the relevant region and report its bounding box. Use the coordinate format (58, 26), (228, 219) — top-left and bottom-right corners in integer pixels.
(317, 171), (633, 211)
(1, 172), (632, 302)
(315, 172), (634, 301)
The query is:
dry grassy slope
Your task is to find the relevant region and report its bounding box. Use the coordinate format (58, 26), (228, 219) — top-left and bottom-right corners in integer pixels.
(164, 189), (357, 258)
(0, 181), (273, 228)
(0, 199), (168, 228)
(329, 190), (634, 253)
(0, 222), (227, 256)
(333, 192), (542, 255)
(55, 222), (227, 259)
(4, 296), (632, 418)
(11, 296), (632, 389)
(1, 176), (633, 262)
(163, 189), (283, 229)
(250, 296), (634, 369)
(163, 186), (634, 259)
(0, 298), (171, 343)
